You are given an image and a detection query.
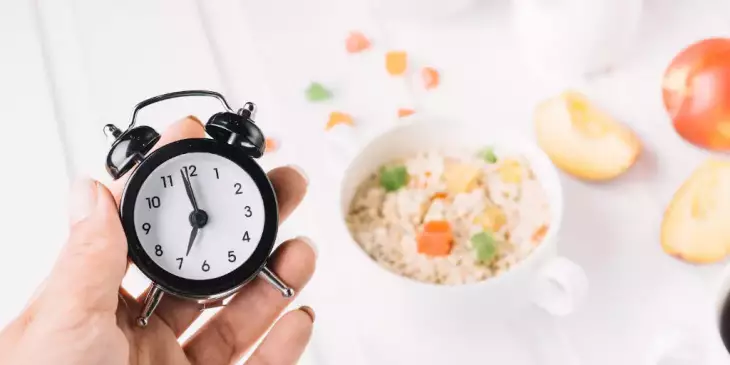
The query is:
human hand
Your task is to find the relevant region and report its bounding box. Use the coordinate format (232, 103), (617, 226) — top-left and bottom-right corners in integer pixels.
(0, 116), (317, 365)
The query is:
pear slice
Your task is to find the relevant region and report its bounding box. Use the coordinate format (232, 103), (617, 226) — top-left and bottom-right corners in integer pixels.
(662, 159), (730, 263)
(534, 91), (641, 181)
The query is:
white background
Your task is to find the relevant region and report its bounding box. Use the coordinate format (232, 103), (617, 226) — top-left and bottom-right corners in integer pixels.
(3, 0), (730, 364)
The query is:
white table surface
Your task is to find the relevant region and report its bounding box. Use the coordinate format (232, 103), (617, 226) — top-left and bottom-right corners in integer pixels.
(3, 0), (730, 364)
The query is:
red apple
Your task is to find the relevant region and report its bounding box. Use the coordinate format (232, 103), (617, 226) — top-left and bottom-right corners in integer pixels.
(663, 38), (730, 150)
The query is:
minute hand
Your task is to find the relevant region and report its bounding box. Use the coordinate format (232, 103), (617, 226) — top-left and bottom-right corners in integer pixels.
(181, 170), (199, 212)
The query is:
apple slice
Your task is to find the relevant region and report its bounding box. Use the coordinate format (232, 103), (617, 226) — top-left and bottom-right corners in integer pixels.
(534, 91), (641, 181)
(662, 159), (730, 263)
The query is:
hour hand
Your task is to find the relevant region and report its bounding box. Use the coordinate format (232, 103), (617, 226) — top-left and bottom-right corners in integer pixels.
(186, 226), (198, 256)
(181, 170), (199, 212)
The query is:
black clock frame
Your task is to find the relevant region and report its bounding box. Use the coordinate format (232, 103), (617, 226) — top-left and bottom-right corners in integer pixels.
(120, 138), (279, 298)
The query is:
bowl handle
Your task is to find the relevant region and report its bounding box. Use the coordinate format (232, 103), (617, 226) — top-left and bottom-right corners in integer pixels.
(531, 256), (588, 316)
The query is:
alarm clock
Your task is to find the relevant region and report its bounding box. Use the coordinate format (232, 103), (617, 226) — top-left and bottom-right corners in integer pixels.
(102, 90), (293, 327)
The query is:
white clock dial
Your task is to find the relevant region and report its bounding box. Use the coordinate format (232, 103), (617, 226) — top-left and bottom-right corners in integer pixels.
(134, 152), (265, 280)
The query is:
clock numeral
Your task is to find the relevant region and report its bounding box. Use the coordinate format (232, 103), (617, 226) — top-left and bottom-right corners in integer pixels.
(146, 196), (161, 209)
(213, 168), (220, 179)
(160, 175), (173, 188)
(176, 257), (184, 270)
(154, 245), (163, 257)
(242, 231), (251, 242)
(201, 260), (210, 272)
(234, 183), (243, 195)
(142, 223), (151, 235)
(228, 251), (237, 262)
(244, 206), (252, 218)
(182, 165), (198, 177)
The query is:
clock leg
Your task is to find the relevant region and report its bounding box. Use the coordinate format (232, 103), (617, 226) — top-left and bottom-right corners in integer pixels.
(136, 285), (164, 327)
(258, 266), (295, 298)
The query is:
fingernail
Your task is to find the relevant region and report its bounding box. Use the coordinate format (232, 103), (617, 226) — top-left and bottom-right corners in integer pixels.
(69, 177), (99, 224)
(296, 236), (318, 259)
(186, 115), (203, 126)
(288, 164), (309, 185)
(299, 305), (316, 322)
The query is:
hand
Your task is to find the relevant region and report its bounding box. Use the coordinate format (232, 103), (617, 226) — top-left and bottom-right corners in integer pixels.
(0, 116), (317, 365)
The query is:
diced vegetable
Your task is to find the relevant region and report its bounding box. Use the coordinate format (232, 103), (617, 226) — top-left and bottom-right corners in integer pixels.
(480, 205), (506, 232)
(531, 224), (549, 244)
(346, 31), (371, 53)
(479, 147), (498, 163)
(417, 220), (454, 256)
(264, 137), (278, 153)
(306, 82), (332, 102)
(325, 111), (354, 130)
(380, 165), (409, 192)
(444, 163), (482, 194)
(398, 108), (415, 118)
(498, 159), (523, 183)
(471, 231), (497, 262)
(386, 51), (408, 76)
(422, 67), (440, 89)
(430, 192), (448, 200)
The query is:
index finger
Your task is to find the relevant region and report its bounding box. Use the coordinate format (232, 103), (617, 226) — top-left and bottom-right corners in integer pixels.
(109, 116), (206, 203)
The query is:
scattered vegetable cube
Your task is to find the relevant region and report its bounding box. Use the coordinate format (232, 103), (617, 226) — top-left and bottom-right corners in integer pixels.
(325, 111), (354, 130)
(398, 108), (415, 118)
(386, 51), (408, 76)
(422, 67), (440, 89)
(264, 137), (278, 153)
(306, 82), (332, 102)
(346, 31), (371, 53)
(430, 191), (448, 201)
(417, 220), (454, 256)
(444, 163), (481, 194)
(480, 206), (506, 232)
(471, 231), (498, 262)
(498, 159), (523, 183)
(479, 147), (498, 163)
(531, 224), (549, 244)
(380, 165), (409, 192)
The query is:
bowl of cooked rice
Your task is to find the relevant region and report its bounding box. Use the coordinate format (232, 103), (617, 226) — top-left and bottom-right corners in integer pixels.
(336, 119), (587, 317)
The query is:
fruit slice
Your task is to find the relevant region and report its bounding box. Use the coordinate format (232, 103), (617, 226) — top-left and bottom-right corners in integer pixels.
(534, 91), (641, 181)
(662, 159), (730, 263)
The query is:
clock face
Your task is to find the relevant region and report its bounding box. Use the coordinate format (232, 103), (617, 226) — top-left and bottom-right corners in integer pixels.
(133, 152), (265, 280)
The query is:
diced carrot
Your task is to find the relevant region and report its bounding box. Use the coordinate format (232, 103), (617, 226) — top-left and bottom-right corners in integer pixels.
(417, 220), (453, 256)
(346, 31), (371, 53)
(264, 137), (278, 153)
(532, 224), (549, 244)
(422, 67), (440, 89)
(325, 111), (354, 130)
(398, 108), (415, 118)
(430, 191), (448, 200)
(386, 51), (408, 76)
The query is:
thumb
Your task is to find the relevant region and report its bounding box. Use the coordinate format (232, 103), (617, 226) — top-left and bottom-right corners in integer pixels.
(41, 178), (127, 313)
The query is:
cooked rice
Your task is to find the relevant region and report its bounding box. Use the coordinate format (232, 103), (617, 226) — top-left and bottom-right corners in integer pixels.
(346, 149), (551, 285)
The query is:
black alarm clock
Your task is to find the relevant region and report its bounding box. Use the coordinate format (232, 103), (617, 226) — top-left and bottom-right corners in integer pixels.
(102, 90), (293, 327)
